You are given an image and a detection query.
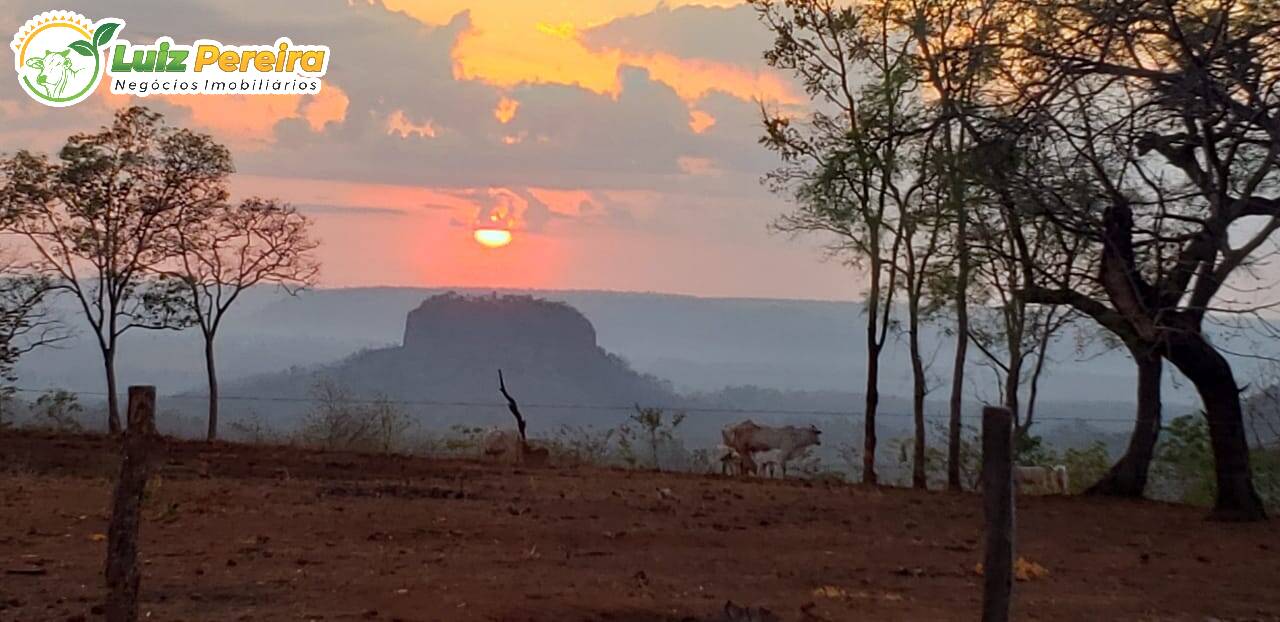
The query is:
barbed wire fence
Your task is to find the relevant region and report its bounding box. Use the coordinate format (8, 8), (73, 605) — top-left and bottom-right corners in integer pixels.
(3, 385), (1166, 426)
(5, 382), (1275, 505)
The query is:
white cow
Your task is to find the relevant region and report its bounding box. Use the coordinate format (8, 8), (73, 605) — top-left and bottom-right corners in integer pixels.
(1014, 465), (1070, 495)
(722, 420), (821, 478)
(26, 49), (82, 98)
(755, 449), (785, 478)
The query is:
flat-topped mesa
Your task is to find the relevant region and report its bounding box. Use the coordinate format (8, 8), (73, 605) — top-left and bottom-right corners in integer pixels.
(402, 292), (598, 355)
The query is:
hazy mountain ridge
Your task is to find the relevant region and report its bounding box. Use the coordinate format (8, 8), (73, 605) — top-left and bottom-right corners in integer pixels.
(15, 285), (1235, 430)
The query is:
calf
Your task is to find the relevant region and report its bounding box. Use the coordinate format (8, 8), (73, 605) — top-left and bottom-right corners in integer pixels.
(711, 444), (742, 476)
(755, 449), (784, 478)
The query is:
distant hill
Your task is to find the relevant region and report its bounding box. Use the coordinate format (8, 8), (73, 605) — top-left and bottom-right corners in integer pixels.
(200, 293), (678, 432)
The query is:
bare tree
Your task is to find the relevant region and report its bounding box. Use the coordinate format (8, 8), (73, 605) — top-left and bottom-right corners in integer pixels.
(163, 197), (318, 440)
(0, 107), (230, 433)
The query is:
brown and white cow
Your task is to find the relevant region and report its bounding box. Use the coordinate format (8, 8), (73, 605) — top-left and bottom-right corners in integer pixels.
(721, 420), (821, 478)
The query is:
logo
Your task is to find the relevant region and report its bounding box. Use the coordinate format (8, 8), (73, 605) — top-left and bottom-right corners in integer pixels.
(10, 11), (121, 107)
(11, 11), (331, 107)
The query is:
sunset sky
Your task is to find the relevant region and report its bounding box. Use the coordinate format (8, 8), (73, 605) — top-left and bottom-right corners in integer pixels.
(0, 1), (855, 299)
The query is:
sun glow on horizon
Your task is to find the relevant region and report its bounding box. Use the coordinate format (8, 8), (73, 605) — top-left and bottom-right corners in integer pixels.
(474, 227), (513, 248)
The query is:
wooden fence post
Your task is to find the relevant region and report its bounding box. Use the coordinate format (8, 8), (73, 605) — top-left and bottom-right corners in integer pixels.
(981, 405), (1014, 622)
(104, 386), (157, 622)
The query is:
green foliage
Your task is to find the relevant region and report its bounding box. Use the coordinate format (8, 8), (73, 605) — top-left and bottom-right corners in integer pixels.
(365, 396), (413, 454)
(1252, 447), (1280, 509)
(551, 424), (615, 465)
(298, 380), (414, 453)
(1060, 441), (1111, 494)
(891, 421), (982, 489)
(1153, 415), (1216, 506)
(33, 389), (82, 432)
(617, 404), (685, 471)
(1014, 431), (1056, 466)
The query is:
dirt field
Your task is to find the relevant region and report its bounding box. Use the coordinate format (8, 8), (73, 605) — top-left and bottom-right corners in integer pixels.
(1, 431), (1278, 621)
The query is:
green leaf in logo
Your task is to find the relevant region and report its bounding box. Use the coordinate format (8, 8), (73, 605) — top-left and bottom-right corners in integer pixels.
(68, 40), (94, 57)
(92, 22), (121, 48)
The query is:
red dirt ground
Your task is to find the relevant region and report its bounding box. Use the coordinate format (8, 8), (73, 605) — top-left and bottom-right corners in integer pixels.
(1, 430), (1278, 621)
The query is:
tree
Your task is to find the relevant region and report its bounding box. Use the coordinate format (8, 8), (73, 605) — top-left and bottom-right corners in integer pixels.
(981, 0), (1279, 519)
(755, 0), (914, 484)
(622, 404), (685, 471)
(0, 255), (67, 425)
(0, 107), (231, 433)
(896, 0), (1007, 492)
(163, 197), (318, 440)
(34, 389), (83, 432)
(965, 206), (1076, 439)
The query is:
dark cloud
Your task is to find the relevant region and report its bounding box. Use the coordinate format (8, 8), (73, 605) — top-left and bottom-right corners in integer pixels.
(295, 203), (407, 216)
(582, 3), (771, 67)
(0, 0), (788, 229)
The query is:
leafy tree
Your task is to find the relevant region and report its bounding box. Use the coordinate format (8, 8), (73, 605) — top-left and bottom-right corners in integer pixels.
(0, 107), (231, 433)
(619, 404), (685, 471)
(754, 0), (924, 484)
(0, 254), (66, 425)
(990, 0), (1278, 519)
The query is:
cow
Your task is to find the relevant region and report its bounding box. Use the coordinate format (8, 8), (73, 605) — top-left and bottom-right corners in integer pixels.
(711, 444), (742, 476)
(755, 449), (784, 478)
(25, 49), (82, 98)
(721, 420), (821, 478)
(1013, 464), (1070, 495)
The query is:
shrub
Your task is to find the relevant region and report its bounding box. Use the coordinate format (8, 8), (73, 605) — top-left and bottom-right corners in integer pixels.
(1152, 414), (1216, 506)
(617, 405), (685, 471)
(33, 389), (83, 433)
(551, 424), (615, 465)
(298, 380), (414, 453)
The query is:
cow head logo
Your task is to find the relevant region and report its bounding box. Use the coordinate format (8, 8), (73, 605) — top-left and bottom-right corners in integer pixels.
(10, 11), (123, 107)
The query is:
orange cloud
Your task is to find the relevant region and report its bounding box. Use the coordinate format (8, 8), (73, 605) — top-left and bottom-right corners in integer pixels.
(302, 87), (350, 131)
(688, 109), (716, 133)
(387, 109), (437, 138)
(494, 96), (520, 124)
(89, 81), (351, 149)
(380, 1), (798, 106)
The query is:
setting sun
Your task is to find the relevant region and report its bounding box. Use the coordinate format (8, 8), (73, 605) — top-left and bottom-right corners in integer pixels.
(473, 228), (513, 248)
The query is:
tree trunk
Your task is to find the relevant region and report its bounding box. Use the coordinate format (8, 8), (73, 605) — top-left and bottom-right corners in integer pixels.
(1164, 329), (1267, 521)
(948, 291), (969, 491)
(909, 304), (927, 490)
(864, 341), (880, 485)
(1005, 347), (1022, 431)
(1087, 347), (1162, 497)
(204, 337), (219, 442)
(104, 349), (121, 434)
